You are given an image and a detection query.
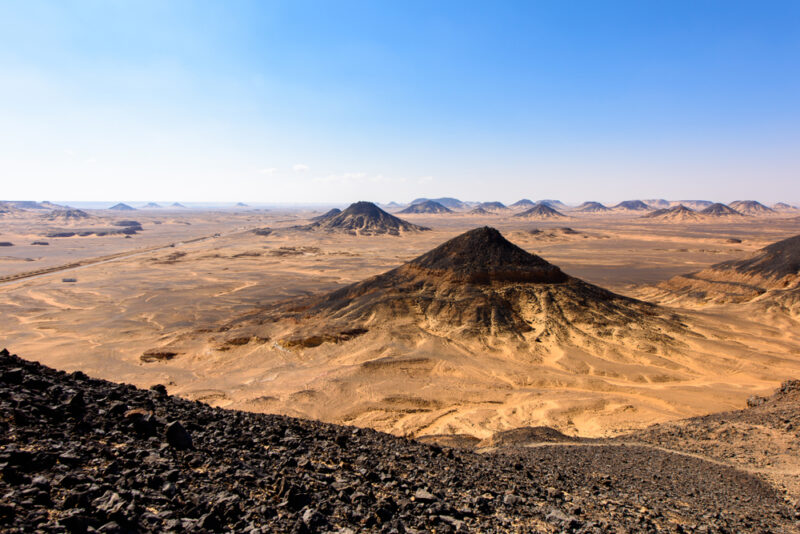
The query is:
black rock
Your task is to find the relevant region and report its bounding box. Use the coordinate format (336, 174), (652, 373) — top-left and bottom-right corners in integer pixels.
(165, 421), (193, 449)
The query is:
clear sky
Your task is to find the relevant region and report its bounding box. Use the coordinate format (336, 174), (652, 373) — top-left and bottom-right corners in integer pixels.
(1, 1), (799, 204)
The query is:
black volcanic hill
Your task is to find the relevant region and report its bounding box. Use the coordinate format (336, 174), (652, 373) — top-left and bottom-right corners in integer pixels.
(659, 233), (800, 304)
(641, 204), (700, 221)
(310, 208), (342, 221)
(2, 349), (793, 533)
(509, 199), (536, 209)
(404, 227), (567, 284)
(613, 200), (651, 211)
(399, 200), (453, 214)
(714, 234), (800, 280)
(574, 201), (610, 213)
(537, 199), (567, 209)
(700, 203), (742, 216)
(302, 201), (429, 235)
(468, 206), (494, 215)
(109, 203), (136, 211)
(514, 203), (567, 219)
(476, 201), (507, 211)
(730, 200), (774, 215)
(410, 197), (467, 210)
(273, 227), (683, 344)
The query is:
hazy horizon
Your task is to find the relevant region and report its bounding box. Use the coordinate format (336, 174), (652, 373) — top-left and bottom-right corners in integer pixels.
(2, 1), (799, 203)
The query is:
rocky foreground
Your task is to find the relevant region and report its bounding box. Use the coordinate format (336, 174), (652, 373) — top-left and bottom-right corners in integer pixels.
(1, 349), (798, 533)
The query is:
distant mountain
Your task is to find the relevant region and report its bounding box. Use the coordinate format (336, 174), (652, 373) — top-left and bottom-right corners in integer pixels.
(514, 204), (567, 220)
(142, 202), (162, 208)
(700, 203), (743, 217)
(301, 201), (429, 235)
(311, 208), (342, 221)
(108, 203), (136, 211)
(773, 202), (797, 211)
(410, 197), (468, 210)
(468, 206), (495, 215)
(235, 202), (249, 208)
(643, 199), (671, 209)
(476, 201), (508, 211)
(574, 201), (610, 213)
(399, 200), (453, 214)
(0, 200), (65, 210)
(537, 199), (568, 210)
(677, 200), (714, 210)
(509, 199), (536, 210)
(613, 200), (651, 211)
(641, 204), (701, 222)
(729, 201), (774, 215)
(170, 202), (186, 208)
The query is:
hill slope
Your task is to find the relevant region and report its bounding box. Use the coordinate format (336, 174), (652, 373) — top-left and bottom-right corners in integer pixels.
(1, 349), (793, 532)
(656, 233), (800, 306)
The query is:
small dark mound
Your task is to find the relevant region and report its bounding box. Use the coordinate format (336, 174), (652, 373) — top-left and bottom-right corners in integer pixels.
(305, 201), (429, 235)
(574, 201), (610, 212)
(468, 206), (493, 215)
(409, 197), (467, 210)
(729, 200), (774, 214)
(476, 201), (507, 211)
(641, 204), (697, 219)
(142, 202), (161, 208)
(170, 202), (185, 208)
(483, 426), (574, 447)
(399, 200), (453, 214)
(509, 199), (536, 209)
(310, 208), (341, 221)
(112, 220), (142, 228)
(108, 203), (136, 211)
(140, 350), (179, 363)
(613, 200), (651, 211)
(0, 242), (13, 246)
(408, 227), (568, 284)
(514, 203), (566, 219)
(701, 203), (742, 216)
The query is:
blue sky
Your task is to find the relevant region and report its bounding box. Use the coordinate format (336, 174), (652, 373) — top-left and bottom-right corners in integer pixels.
(1, 1), (799, 204)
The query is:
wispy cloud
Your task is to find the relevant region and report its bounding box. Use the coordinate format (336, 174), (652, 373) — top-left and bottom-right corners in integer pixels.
(258, 167), (277, 175)
(313, 172), (406, 186)
(293, 163), (309, 172)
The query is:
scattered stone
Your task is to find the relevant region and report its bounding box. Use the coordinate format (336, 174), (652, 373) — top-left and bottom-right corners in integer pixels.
(0, 349), (795, 532)
(165, 421), (193, 450)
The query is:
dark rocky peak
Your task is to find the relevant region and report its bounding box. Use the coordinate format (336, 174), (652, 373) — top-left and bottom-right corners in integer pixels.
(614, 200), (651, 210)
(701, 203), (742, 216)
(406, 227), (568, 284)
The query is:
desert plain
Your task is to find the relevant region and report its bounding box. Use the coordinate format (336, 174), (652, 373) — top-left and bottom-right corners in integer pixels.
(2, 201), (800, 445)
